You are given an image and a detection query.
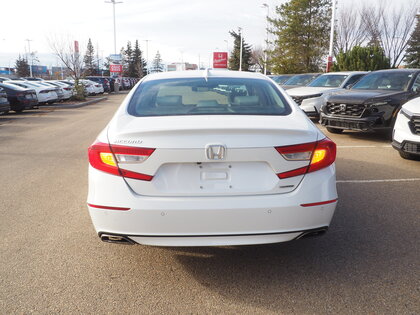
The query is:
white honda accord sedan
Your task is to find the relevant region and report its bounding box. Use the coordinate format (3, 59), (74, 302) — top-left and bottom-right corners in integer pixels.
(87, 70), (338, 247)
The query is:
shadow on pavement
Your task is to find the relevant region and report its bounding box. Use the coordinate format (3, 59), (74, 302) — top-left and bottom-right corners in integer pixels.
(156, 159), (418, 313)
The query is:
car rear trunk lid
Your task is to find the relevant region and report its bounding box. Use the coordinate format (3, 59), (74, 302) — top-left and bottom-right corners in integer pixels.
(107, 115), (319, 197)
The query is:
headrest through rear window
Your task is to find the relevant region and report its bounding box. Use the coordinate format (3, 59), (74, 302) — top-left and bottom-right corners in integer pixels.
(197, 100), (219, 107)
(233, 95), (260, 106)
(156, 95), (182, 106)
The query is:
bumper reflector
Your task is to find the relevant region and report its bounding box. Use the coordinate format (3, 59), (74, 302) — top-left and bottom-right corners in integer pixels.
(87, 203), (131, 211)
(300, 199), (338, 207)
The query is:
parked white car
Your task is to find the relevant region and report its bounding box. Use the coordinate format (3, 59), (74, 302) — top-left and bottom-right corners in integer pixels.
(86, 79), (104, 94)
(37, 81), (66, 101)
(81, 79), (104, 95)
(7, 80), (58, 104)
(87, 70), (338, 247)
(287, 71), (367, 118)
(392, 97), (420, 160)
(47, 81), (73, 100)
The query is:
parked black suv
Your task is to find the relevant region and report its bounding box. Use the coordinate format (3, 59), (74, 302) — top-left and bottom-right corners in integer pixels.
(320, 69), (420, 133)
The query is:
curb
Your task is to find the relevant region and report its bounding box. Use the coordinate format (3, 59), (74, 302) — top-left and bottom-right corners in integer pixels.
(42, 96), (108, 109)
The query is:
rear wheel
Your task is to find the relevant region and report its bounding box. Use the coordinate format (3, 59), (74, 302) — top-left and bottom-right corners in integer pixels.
(399, 151), (420, 161)
(0, 110), (9, 115)
(326, 127), (343, 134)
(14, 109), (23, 113)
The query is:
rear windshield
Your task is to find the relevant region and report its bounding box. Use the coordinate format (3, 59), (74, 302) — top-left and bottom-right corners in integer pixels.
(22, 82), (41, 88)
(127, 77), (292, 117)
(283, 74), (319, 86)
(308, 75), (347, 87)
(352, 72), (413, 91)
(0, 82), (25, 90)
(270, 75), (292, 84)
(8, 82), (28, 89)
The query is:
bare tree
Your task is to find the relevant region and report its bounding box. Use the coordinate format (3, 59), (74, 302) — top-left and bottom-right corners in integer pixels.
(49, 35), (84, 79)
(48, 35), (85, 99)
(361, 0), (417, 68)
(250, 46), (265, 73)
(335, 7), (367, 53)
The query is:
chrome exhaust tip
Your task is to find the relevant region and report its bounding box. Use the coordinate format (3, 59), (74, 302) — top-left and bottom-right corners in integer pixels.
(296, 227), (328, 240)
(99, 233), (135, 245)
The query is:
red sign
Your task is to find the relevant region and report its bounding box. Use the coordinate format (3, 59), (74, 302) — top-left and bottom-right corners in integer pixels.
(213, 52), (228, 68)
(74, 41), (79, 53)
(110, 64), (123, 73)
(326, 56), (333, 72)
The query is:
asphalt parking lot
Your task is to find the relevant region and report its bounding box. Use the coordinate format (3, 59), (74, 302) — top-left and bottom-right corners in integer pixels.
(0, 93), (419, 314)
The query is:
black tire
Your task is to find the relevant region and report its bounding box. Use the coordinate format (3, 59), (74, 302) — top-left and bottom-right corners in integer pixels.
(326, 127), (344, 134)
(399, 151), (420, 161)
(14, 109), (23, 113)
(0, 110), (9, 115)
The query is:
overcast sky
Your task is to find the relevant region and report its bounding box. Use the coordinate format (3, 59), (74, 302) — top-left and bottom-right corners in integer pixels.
(0, 0), (417, 68)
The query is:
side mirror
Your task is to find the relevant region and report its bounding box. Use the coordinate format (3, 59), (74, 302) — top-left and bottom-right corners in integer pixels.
(345, 84), (354, 90)
(412, 86), (420, 94)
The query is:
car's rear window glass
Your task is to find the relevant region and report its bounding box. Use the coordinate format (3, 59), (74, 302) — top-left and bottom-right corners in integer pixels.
(352, 72), (413, 91)
(270, 75), (292, 84)
(308, 75), (347, 87)
(283, 74), (318, 86)
(127, 78), (292, 116)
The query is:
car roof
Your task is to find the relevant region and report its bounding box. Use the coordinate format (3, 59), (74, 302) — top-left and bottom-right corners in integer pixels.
(142, 69), (270, 83)
(0, 82), (28, 90)
(372, 68), (420, 73)
(320, 71), (367, 75)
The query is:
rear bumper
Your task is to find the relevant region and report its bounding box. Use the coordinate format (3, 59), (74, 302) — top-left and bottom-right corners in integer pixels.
(99, 226), (329, 246)
(11, 98), (36, 110)
(87, 165), (337, 246)
(0, 102), (10, 112)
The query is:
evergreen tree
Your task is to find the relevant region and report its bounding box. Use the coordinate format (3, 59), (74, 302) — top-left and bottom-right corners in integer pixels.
(102, 57), (111, 76)
(123, 41), (133, 77)
(228, 30), (253, 71)
(269, 0), (332, 73)
(83, 38), (96, 76)
(366, 30), (382, 49)
(151, 51), (164, 73)
(404, 17), (420, 68)
(15, 55), (30, 77)
(132, 40), (147, 77)
(332, 46), (390, 71)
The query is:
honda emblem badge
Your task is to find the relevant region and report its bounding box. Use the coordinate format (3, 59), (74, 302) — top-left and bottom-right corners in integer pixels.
(205, 144), (226, 160)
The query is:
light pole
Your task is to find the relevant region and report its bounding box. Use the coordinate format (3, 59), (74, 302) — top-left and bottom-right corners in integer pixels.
(2, 39), (12, 75)
(262, 3), (269, 75)
(25, 39), (33, 77)
(327, 0), (337, 72)
(143, 39), (150, 74)
(239, 27), (243, 71)
(105, 0), (123, 55)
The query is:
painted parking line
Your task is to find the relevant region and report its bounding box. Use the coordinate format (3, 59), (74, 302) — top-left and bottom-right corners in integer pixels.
(337, 178), (420, 183)
(337, 145), (392, 148)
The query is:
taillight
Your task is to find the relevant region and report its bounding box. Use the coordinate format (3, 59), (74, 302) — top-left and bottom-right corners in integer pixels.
(88, 141), (155, 181)
(308, 138), (336, 173)
(276, 142), (316, 161)
(276, 138), (336, 179)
